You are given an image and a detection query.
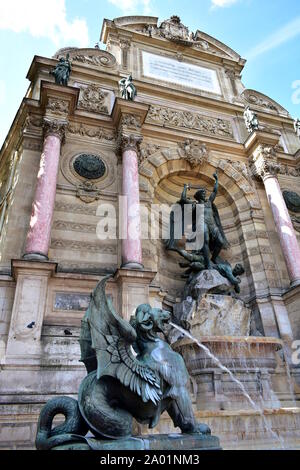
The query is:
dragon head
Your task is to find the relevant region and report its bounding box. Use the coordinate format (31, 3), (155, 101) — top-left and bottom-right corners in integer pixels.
(130, 304), (171, 341)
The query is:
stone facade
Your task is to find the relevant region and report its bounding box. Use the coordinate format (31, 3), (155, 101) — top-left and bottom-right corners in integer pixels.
(0, 15), (299, 449)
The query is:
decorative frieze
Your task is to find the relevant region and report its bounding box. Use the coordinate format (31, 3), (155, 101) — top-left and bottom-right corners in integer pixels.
(67, 122), (115, 141)
(278, 164), (300, 177)
(55, 201), (97, 215)
(53, 219), (97, 233)
(146, 105), (234, 139)
(51, 238), (116, 254)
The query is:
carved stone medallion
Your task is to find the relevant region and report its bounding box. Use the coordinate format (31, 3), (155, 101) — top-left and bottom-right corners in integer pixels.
(61, 148), (116, 192)
(283, 191), (300, 213)
(73, 154), (106, 180)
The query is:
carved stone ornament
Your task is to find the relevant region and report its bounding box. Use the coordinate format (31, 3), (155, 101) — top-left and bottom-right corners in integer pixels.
(140, 16), (239, 60)
(43, 119), (67, 142)
(53, 47), (117, 68)
(143, 16), (200, 48)
(76, 180), (102, 203)
(73, 154), (106, 180)
(241, 89), (289, 116)
(78, 84), (109, 114)
(46, 98), (69, 116)
(121, 113), (142, 129)
(278, 164), (300, 177)
(67, 123), (115, 141)
(117, 133), (143, 154)
(139, 143), (162, 167)
(250, 145), (280, 180)
(146, 105), (234, 139)
(178, 139), (209, 168)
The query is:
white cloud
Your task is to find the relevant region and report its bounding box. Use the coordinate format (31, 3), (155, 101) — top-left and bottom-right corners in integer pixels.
(108, 0), (152, 15)
(0, 0), (89, 47)
(211, 0), (239, 7)
(247, 16), (300, 60)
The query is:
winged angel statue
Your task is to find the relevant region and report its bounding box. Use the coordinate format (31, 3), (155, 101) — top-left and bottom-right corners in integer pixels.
(36, 276), (210, 450)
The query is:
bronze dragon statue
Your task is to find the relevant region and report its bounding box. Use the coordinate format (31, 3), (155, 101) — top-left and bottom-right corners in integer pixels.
(36, 275), (210, 450)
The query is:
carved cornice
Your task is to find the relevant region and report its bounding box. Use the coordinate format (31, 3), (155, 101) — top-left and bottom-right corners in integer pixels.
(43, 118), (68, 143)
(250, 144), (280, 180)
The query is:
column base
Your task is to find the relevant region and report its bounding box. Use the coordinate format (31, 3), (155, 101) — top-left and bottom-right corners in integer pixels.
(114, 268), (156, 320)
(121, 262), (144, 270)
(22, 253), (49, 262)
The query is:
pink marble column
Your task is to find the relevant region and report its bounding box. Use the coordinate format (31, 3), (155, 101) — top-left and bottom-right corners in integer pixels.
(23, 120), (66, 261)
(121, 135), (143, 269)
(263, 174), (300, 286)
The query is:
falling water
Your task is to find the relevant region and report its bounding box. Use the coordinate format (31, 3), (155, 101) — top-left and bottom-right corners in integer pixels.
(170, 322), (286, 449)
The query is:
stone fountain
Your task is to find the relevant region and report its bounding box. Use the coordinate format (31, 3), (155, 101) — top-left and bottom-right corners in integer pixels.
(155, 177), (300, 449)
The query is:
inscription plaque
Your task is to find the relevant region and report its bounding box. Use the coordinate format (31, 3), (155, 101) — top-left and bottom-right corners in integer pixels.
(142, 51), (221, 94)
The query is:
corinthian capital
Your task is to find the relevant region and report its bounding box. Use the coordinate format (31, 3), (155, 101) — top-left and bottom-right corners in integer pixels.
(43, 118), (67, 143)
(250, 144), (280, 180)
(117, 132), (143, 155)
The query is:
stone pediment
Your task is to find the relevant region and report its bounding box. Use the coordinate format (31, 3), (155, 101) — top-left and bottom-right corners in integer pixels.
(107, 15), (243, 63)
(241, 89), (290, 117)
(53, 47), (117, 68)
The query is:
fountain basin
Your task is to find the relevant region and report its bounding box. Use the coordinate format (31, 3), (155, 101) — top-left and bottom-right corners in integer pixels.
(173, 336), (283, 411)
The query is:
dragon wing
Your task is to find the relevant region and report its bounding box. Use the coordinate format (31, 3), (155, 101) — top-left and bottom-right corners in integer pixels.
(81, 275), (162, 405)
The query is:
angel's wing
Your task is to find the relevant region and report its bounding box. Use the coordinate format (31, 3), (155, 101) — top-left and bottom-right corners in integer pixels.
(80, 275), (162, 406)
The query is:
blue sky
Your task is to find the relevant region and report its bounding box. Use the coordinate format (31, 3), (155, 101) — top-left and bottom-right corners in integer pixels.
(0, 0), (299, 147)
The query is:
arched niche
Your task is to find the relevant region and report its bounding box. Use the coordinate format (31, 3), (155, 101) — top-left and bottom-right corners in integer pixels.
(139, 148), (261, 302)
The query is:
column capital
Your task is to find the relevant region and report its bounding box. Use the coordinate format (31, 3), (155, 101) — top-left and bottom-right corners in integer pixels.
(43, 118), (68, 142)
(112, 98), (148, 156)
(245, 130), (281, 181)
(249, 143), (281, 181)
(117, 132), (143, 154)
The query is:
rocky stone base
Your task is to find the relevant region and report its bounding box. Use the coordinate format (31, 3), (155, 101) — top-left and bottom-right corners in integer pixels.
(191, 295), (251, 337)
